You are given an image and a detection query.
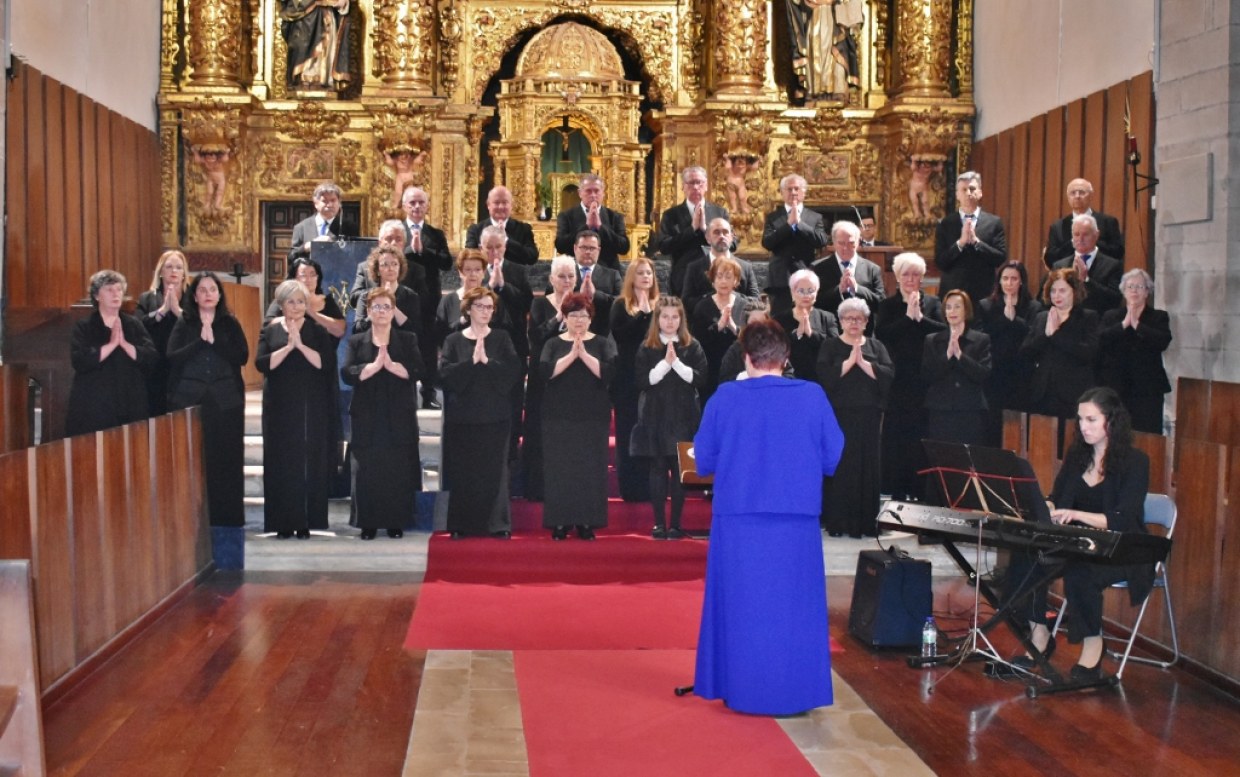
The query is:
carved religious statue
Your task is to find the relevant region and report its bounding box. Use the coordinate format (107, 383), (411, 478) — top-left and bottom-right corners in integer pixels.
(785, 0), (864, 101)
(280, 0), (353, 92)
(191, 147), (232, 216)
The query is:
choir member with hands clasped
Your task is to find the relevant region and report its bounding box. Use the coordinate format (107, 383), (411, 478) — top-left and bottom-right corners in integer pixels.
(1022, 268), (1099, 421)
(137, 251), (189, 416)
(775, 269), (838, 383)
(921, 290), (992, 446)
(1098, 269), (1171, 435)
(690, 256), (749, 404)
(609, 257), (661, 502)
(977, 261), (1043, 443)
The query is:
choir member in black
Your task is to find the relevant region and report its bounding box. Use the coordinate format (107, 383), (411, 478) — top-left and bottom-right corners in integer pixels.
(522, 255), (578, 501)
(775, 269), (839, 384)
(66, 270), (158, 436)
(977, 261), (1043, 444)
(1098, 269), (1172, 435)
(167, 272), (249, 526)
(539, 292), (617, 540)
(479, 226), (535, 465)
(256, 280), (338, 538)
(922, 290), (992, 446)
(435, 249), (487, 347)
(690, 256), (750, 405)
(817, 298), (893, 537)
(1005, 387), (1153, 681)
(631, 297), (707, 539)
(136, 250), (188, 416)
(608, 257), (660, 502)
(341, 287), (424, 540)
(718, 297), (775, 384)
(352, 246), (423, 343)
(263, 257), (346, 338)
(874, 253), (944, 500)
(1021, 268), (1100, 420)
(439, 287), (521, 539)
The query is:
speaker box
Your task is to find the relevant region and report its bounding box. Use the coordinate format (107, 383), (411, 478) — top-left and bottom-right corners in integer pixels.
(848, 549), (932, 648)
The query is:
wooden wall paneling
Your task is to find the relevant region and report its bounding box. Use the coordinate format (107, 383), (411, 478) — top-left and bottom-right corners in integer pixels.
(993, 130), (1014, 244)
(1063, 98), (1086, 186)
(1172, 439), (1226, 667)
(1125, 71), (1155, 275)
(69, 432), (115, 663)
(114, 114), (139, 283)
(33, 441), (75, 688)
(127, 419), (159, 615)
(1081, 90), (1107, 190)
(0, 364), (30, 453)
(1206, 381), (1240, 449)
(41, 79), (66, 307)
(0, 450), (32, 560)
(6, 67), (30, 308)
(1133, 431), (1169, 495)
(81, 97), (101, 283)
(229, 284), (264, 389)
(1001, 410), (1024, 454)
(1174, 378), (1210, 447)
(1024, 115), (1048, 272)
(23, 69), (48, 311)
(62, 84), (86, 300)
(1027, 413), (1060, 493)
(101, 423), (142, 627)
(1215, 448), (1240, 677)
(150, 415), (179, 596)
(95, 103), (116, 286)
(174, 409), (212, 575)
(1041, 106), (1066, 265)
(1102, 81), (1130, 258)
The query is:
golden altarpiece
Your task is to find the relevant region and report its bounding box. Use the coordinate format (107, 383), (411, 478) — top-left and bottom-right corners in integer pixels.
(159, 0), (976, 284)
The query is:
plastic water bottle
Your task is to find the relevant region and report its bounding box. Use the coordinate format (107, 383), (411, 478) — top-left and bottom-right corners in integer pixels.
(921, 616), (938, 658)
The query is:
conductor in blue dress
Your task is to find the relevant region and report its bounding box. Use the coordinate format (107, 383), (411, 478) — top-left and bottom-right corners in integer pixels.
(692, 318), (845, 715)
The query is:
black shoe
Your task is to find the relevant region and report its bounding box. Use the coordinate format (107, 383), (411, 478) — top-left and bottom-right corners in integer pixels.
(827, 531), (843, 538)
(295, 529), (310, 540)
(492, 531), (511, 539)
(360, 528), (377, 541)
(666, 527), (688, 540)
(450, 531), (464, 540)
(1070, 662), (1104, 682)
(551, 526), (568, 541)
(421, 397), (441, 410)
(652, 525), (667, 540)
(387, 528), (403, 539)
(576, 526), (596, 540)
(276, 531), (294, 539)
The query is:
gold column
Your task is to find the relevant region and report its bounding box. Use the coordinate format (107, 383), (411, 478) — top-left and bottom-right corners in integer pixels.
(372, 0), (437, 92)
(712, 0), (766, 95)
(894, 0), (952, 99)
(955, 0), (975, 103)
(186, 0), (243, 89)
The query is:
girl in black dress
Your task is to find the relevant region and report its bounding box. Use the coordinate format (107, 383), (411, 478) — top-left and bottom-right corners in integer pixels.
(341, 287), (424, 540)
(539, 292), (617, 540)
(167, 272), (249, 527)
(523, 254), (579, 501)
(608, 257), (660, 502)
(136, 250), (189, 416)
(631, 296), (707, 539)
(256, 279), (338, 539)
(66, 270), (158, 436)
(440, 287), (521, 539)
(690, 256), (750, 404)
(977, 261), (1043, 444)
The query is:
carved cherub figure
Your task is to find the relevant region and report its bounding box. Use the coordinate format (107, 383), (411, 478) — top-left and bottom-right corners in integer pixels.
(192, 147), (232, 216)
(383, 148), (427, 209)
(908, 157), (939, 220)
(725, 155), (755, 215)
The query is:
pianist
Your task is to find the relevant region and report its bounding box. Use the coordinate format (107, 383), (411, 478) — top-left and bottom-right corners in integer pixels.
(1005, 387), (1154, 682)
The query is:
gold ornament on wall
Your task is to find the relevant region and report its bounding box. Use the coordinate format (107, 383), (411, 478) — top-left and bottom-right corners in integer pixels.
(790, 108), (859, 153)
(273, 102), (351, 145)
(372, 0), (437, 90)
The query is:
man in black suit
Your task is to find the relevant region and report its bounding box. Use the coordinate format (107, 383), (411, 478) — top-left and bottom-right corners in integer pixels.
(811, 220), (885, 315)
(554, 174), (629, 270)
(401, 185), (453, 409)
(1044, 178), (1124, 269)
(572, 231), (623, 335)
(656, 166), (731, 296)
(464, 186), (539, 265)
(288, 181), (356, 263)
(762, 174), (829, 315)
(934, 171), (1008, 307)
(1052, 213), (1123, 314)
(681, 218), (761, 314)
(857, 207), (892, 247)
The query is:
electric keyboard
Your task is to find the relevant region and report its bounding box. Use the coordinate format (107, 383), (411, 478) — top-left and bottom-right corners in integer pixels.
(877, 500), (1170, 565)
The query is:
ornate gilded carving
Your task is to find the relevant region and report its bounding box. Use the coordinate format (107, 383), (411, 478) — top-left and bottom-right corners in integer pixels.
(464, 116), (485, 222)
(182, 99), (244, 221)
(894, 0), (952, 98)
(873, 0), (890, 89)
(372, 0), (437, 90)
(186, 0), (242, 88)
(852, 142), (881, 201)
(371, 102), (430, 209)
(273, 102), (351, 145)
(161, 0), (181, 90)
(713, 0), (767, 94)
(336, 138), (364, 192)
(517, 22), (625, 79)
(593, 10), (675, 103)
(790, 108), (859, 153)
(679, 0), (704, 99)
(955, 0), (975, 101)
(438, 0), (464, 96)
(159, 109), (180, 243)
(894, 106), (957, 223)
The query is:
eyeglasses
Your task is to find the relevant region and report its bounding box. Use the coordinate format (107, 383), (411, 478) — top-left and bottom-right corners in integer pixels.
(566, 311), (591, 319)
(793, 287), (817, 295)
(840, 315), (867, 324)
(369, 303), (394, 312)
(471, 304), (495, 312)
(378, 261), (401, 268)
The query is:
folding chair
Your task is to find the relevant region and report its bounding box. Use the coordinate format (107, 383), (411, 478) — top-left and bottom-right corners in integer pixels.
(1051, 493), (1179, 679)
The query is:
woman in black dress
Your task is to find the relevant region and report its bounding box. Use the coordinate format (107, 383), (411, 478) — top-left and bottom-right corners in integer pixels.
(167, 272), (249, 527)
(608, 257), (660, 502)
(523, 254), (579, 501)
(539, 291), (617, 540)
(690, 256), (750, 404)
(353, 246), (423, 342)
(435, 249), (487, 347)
(774, 269), (839, 383)
(136, 250), (189, 416)
(1022, 268), (1100, 420)
(718, 297), (773, 384)
(922, 290), (992, 446)
(977, 261), (1043, 444)
(439, 286), (521, 539)
(817, 298), (894, 537)
(631, 296), (707, 539)
(341, 287), (424, 540)
(1098, 269), (1172, 435)
(66, 270), (158, 436)
(264, 257), (346, 339)
(256, 279), (338, 539)
(874, 252), (944, 500)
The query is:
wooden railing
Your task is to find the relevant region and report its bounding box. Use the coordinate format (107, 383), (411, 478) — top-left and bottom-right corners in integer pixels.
(0, 409), (212, 697)
(0, 560), (46, 776)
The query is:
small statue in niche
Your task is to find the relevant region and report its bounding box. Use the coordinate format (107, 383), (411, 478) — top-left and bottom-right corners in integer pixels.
(191, 146), (232, 216)
(785, 0), (864, 102)
(725, 155), (757, 215)
(280, 0), (352, 92)
(908, 156), (941, 220)
(382, 147), (428, 210)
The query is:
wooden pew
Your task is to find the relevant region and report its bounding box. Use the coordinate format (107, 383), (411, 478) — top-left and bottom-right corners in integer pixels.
(0, 560), (47, 776)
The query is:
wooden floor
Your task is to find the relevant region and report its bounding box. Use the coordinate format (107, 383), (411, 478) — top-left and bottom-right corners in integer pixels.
(42, 570), (1240, 776)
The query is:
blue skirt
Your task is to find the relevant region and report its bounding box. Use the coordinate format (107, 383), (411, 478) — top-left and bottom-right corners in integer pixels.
(694, 511), (833, 715)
